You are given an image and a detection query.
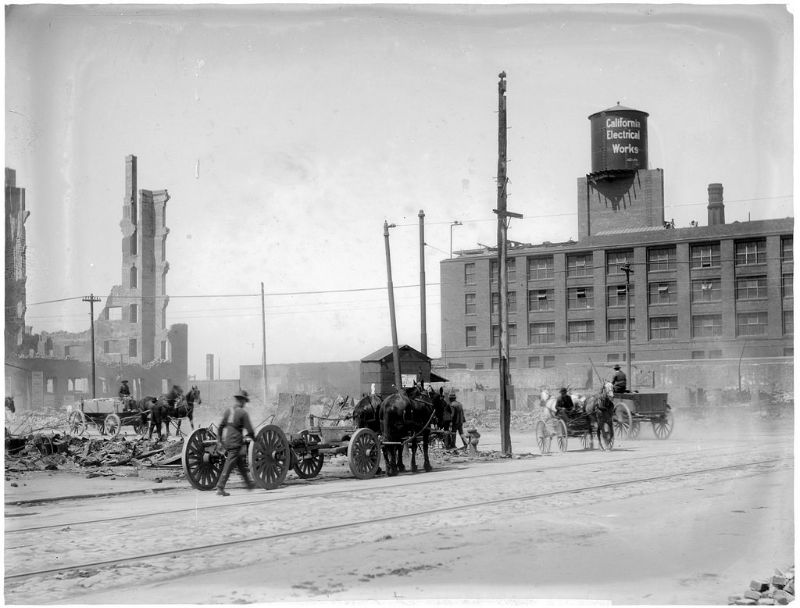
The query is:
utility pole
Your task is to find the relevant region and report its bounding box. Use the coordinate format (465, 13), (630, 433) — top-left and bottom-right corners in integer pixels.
(621, 263), (634, 389)
(261, 282), (268, 407)
(82, 294), (101, 398)
(384, 221), (402, 392)
(418, 209), (427, 356)
(493, 71), (522, 456)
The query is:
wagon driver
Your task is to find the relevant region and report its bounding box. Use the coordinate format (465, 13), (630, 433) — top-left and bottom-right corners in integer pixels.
(611, 364), (627, 394)
(215, 389), (256, 496)
(118, 380), (133, 408)
(555, 387), (575, 425)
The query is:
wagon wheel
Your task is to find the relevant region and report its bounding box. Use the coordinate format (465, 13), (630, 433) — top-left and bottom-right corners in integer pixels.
(293, 451), (324, 479)
(628, 419), (641, 440)
(554, 419), (568, 452)
(347, 428), (381, 479)
(613, 401), (632, 439)
(598, 419), (614, 451)
(104, 414), (121, 437)
(134, 417), (149, 436)
(68, 410), (87, 436)
(535, 420), (551, 454)
(651, 408), (674, 439)
(249, 425), (291, 490)
(181, 427), (223, 490)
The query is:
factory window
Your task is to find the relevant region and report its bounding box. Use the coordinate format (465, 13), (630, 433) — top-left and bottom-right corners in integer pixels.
(735, 239), (766, 266)
(543, 355), (556, 368)
(490, 358), (499, 370)
(529, 322), (555, 344)
(690, 243), (721, 269)
(782, 274), (793, 299)
(708, 350), (723, 359)
(735, 276), (768, 300)
(529, 288), (554, 312)
(129, 266), (137, 288)
(491, 325), (499, 347)
(607, 284), (634, 307)
(161, 341), (168, 360)
(649, 316), (678, 340)
(566, 253), (591, 277)
(691, 278), (721, 302)
(464, 263), (475, 286)
(491, 293), (499, 315)
(474, 361), (484, 370)
(46, 378), (56, 394)
(568, 320), (595, 343)
(737, 312), (768, 336)
(606, 250), (633, 275)
(527, 256), (554, 280)
(607, 318), (635, 342)
(130, 230), (137, 256)
(490, 260), (498, 283)
(783, 311), (793, 336)
(465, 326), (477, 347)
(568, 287), (594, 309)
(648, 281), (677, 305)
(491, 325), (516, 346)
(129, 304), (138, 323)
(106, 306), (122, 321)
(781, 237), (793, 263)
(103, 340), (112, 354)
(691, 351), (705, 359)
(528, 356), (540, 368)
(464, 293), (476, 315)
(508, 291), (517, 313)
(162, 308), (167, 329)
(784, 348), (794, 357)
(507, 258), (516, 283)
(129, 339), (138, 357)
(692, 314), (723, 338)
(648, 247), (676, 272)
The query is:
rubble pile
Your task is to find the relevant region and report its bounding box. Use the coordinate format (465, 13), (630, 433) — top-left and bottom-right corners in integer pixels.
(729, 567), (795, 605)
(5, 433), (185, 474)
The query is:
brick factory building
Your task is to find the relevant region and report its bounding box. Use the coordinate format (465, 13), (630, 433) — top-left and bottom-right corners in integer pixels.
(439, 105), (793, 397)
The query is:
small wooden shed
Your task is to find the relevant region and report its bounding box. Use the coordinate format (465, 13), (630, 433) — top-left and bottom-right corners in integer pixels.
(359, 345), (448, 397)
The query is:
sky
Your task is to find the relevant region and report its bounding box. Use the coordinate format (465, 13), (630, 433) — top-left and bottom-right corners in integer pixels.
(5, 3), (794, 380)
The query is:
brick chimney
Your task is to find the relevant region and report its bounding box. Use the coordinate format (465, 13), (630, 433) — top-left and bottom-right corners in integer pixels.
(707, 183), (725, 226)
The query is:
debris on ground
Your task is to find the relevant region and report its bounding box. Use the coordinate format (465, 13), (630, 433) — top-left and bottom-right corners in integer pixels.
(728, 566), (795, 605)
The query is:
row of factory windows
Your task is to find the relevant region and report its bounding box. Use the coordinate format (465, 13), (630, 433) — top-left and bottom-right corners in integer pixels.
(465, 237), (793, 284)
(101, 339), (169, 360)
(104, 304), (168, 329)
(461, 347), (793, 371)
(463, 309), (793, 347)
(464, 274), (792, 314)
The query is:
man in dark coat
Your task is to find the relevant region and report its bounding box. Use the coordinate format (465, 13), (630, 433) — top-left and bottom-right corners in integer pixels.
(611, 365), (627, 393)
(449, 392), (468, 450)
(555, 387), (574, 425)
(215, 389), (256, 496)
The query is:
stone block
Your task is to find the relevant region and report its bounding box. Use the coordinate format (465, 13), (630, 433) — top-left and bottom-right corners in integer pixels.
(751, 580), (770, 592)
(758, 598), (775, 605)
(745, 590), (763, 601)
(772, 590), (794, 605)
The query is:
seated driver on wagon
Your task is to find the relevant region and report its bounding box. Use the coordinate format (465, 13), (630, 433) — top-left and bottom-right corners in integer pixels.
(555, 388), (576, 425)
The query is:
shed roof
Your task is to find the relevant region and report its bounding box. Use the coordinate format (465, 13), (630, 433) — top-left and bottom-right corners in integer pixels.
(361, 344), (431, 363)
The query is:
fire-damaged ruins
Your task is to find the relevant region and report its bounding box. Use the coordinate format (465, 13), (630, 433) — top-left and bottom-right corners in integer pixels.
(5, 156), (188, 411)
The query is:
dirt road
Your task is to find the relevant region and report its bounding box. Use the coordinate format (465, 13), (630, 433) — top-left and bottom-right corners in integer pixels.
(4, 411), (793, 604)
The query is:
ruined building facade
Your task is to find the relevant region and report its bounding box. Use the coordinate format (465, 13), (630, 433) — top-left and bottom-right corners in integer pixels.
(4, 157), (188, 410)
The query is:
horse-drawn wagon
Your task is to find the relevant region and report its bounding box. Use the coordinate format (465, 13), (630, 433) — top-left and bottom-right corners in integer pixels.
(66, 397), (147, 437)
(535, 384), (633, 454)
(612, 392), (674, 439)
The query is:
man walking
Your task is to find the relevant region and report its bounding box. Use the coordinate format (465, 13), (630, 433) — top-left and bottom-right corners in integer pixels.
(215, 389), (256, 496)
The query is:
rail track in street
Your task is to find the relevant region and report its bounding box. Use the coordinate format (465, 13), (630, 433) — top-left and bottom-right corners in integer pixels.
(5, 443), (791, 595)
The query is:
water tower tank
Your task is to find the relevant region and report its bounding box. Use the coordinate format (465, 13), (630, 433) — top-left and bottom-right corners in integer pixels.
(589, 104), (648, 173)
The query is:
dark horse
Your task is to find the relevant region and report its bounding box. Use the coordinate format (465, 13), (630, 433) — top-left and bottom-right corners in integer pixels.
(584, 381), (616, 450)
(380, 385), (437, 477)
(138, 396), (168, 441)
(167, 386), (201, 436)
(5, 397), (16, 414)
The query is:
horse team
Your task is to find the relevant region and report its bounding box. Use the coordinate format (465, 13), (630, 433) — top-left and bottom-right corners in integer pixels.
(127, 386), (202, 441)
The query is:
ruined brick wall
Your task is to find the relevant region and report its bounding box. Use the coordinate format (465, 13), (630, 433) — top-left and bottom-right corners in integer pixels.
(5, 168), (29, 357)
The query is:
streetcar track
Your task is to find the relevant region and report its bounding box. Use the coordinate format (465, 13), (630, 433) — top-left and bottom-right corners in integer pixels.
(5, 443), (782, 533)
(5, 456), (790, 582)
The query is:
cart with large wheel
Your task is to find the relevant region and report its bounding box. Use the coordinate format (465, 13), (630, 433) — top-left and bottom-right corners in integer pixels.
(66, 397), (148, 438)
(535, 397), (633, 454)
(613, 392), (674, 439)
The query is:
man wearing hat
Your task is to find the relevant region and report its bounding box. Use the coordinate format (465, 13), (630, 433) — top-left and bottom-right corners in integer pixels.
(555, 388), (574, 425)
(611, 364), (627, 394)
(215, 389), (256, 496)
(118, 380), (133, 408)
(448, 392), (468, 450)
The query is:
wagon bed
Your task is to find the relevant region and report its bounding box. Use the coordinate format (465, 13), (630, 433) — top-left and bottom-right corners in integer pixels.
(612, 392), (674, 439)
